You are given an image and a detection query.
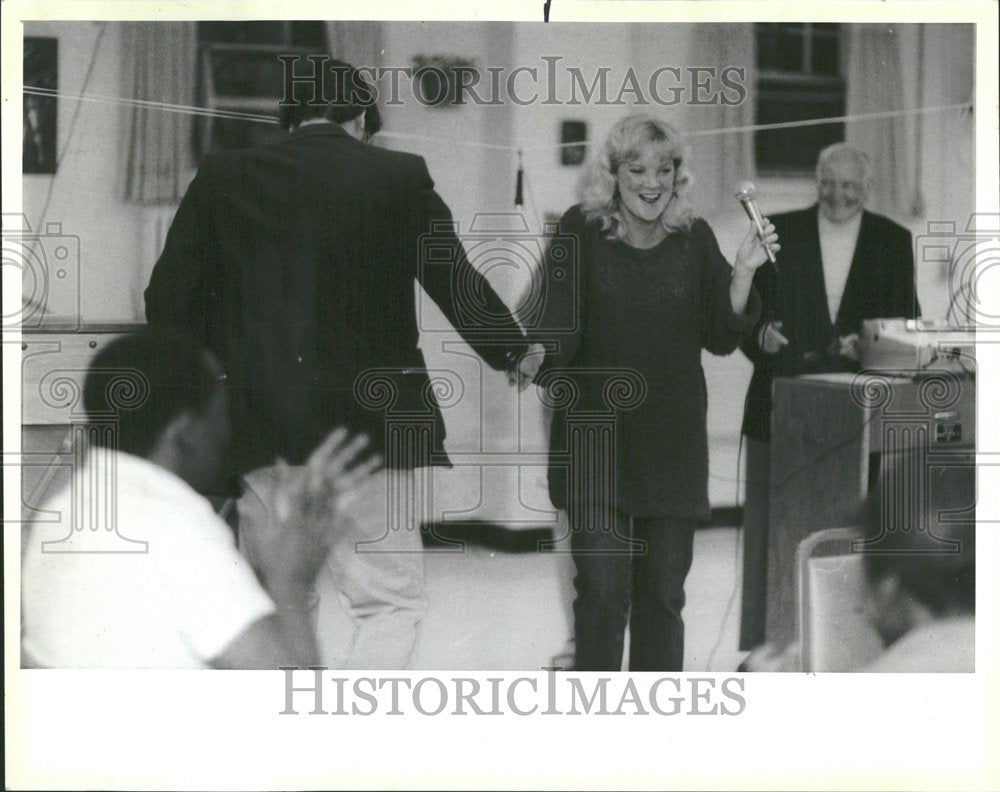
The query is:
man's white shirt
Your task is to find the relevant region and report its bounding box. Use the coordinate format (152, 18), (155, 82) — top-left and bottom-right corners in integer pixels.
(865, 616), (975, 673)
(22, 451), (275, 668)
(817, 211), (862, 324)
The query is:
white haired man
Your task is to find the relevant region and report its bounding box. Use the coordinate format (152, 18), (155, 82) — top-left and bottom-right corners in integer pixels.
(738, 142), (920, 649)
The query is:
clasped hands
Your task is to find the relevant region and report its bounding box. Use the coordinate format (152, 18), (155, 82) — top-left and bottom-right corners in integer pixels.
(505, 342), (547, 391)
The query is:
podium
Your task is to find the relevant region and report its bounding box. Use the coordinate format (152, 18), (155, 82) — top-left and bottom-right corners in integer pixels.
(747, 371), (976, 647)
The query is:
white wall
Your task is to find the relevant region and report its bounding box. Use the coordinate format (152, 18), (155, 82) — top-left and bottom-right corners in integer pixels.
(22, 21), (171, 323)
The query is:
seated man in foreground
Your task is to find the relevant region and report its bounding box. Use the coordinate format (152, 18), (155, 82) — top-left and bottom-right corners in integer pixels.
(743, 453), (975, 672)
(21, 329), (380, 669)
(861, 459), (975, 672)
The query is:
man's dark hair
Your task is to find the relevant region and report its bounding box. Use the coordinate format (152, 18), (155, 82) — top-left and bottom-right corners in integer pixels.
(861, 451), (976, 616)
(279, 56), (382, 139)
(83, 328), (220, 458)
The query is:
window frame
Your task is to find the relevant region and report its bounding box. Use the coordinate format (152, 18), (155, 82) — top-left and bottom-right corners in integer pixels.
(754, 22), (847, 178)
(194, 24), (328, 159)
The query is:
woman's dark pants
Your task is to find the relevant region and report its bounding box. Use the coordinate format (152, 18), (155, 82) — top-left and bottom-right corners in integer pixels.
(570, 506), (697, 672)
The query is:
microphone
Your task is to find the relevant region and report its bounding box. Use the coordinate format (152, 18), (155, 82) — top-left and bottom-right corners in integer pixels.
(735, 181), (777, 266)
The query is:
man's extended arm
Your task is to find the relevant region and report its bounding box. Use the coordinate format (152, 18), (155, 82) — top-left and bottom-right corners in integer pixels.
(410, 158), (530, 372)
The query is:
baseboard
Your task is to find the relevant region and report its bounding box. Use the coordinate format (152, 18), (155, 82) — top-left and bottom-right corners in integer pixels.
(420, 508), (745, 552)
(421, 522), (553, 553)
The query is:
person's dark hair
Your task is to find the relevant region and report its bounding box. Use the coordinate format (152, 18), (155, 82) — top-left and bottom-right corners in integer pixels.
(278, 56), (382, 139)
(861, 451), (976, 616)
(83, 328), (220, 457)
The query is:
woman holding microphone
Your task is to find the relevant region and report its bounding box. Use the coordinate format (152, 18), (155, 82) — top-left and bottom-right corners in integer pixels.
(523, 114), (778, 671)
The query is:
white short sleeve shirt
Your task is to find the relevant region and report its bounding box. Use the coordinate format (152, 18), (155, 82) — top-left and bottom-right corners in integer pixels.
(22, 451), (275, 668)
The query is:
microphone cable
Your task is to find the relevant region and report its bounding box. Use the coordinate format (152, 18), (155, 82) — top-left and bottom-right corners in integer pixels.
(706, 235), (780, 671)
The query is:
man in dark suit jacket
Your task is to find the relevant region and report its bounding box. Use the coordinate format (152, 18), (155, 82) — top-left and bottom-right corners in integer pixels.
(144, 58), (532, 668)
(738, 142), (920, 649)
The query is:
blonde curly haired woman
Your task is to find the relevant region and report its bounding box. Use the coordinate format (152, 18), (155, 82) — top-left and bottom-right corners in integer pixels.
(526, 114), (778, 671)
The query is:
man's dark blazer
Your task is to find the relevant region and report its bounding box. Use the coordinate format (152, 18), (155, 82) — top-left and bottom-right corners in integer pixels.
(145, 122), (526, 478)
(741, 204), (920, 441)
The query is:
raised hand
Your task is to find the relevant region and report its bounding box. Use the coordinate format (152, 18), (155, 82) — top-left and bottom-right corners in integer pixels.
(838, 333), (860, 362)
(759, 320), (790, 355)
(262, 428), (383, 589)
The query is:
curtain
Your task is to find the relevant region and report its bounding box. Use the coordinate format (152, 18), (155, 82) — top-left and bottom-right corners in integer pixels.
(844, 24), (912, 220)
(914, 25), (975, 231)
(121, 22), (197, 204)
(687, 24), (756, 216)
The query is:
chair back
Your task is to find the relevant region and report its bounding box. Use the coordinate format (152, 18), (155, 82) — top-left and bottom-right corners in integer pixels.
(797, 527), (883, 672)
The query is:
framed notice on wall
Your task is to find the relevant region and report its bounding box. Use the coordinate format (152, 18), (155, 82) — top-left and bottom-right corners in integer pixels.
(23, 37), (58, 174)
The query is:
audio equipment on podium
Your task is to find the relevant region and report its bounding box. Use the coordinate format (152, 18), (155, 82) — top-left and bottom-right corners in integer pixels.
(859, 318), (976, 376)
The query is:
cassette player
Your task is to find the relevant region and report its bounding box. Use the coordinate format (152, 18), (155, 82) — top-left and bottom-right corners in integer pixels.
(859, 318), (975, 376)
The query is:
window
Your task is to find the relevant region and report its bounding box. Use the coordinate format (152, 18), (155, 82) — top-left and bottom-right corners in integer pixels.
(195, 22), (327, 158)
(755, 23), (846, 175)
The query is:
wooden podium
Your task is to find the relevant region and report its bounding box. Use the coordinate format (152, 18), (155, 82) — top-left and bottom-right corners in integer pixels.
(752, 371), (976, 646)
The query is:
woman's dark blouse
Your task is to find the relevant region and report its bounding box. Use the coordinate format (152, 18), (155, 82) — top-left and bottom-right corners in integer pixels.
(535, 205), (761, 522)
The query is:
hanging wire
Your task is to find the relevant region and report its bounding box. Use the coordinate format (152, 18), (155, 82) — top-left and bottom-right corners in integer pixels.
(23, 85), (277, 124)
(22, 83), (972, 154)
